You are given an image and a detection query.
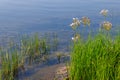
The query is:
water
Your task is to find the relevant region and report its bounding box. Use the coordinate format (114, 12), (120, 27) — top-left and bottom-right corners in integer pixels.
(0, 1), (120, 79)
(0, 0), (120, 44)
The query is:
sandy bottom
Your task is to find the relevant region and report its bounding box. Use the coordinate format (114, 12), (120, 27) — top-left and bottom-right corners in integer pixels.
(23, 63), (65, 80)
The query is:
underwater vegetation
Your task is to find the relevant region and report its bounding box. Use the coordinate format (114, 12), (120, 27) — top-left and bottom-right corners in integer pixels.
(0, 33), (59, 80)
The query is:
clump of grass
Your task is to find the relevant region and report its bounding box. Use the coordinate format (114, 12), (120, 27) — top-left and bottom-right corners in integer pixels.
(27, 33), (41, 65)
(1, 49), (25, 80)
(69, 9), (120, 80)
(70, 33), (120, 80)
(0, 40), (25, 80)
(21, 32), (59, 65)
(21, 33), (50, 65)
(56, 52), (64, 64)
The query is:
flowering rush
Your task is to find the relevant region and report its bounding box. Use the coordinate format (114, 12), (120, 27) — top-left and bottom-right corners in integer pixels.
(81, 17), (90, 26)
(72, 33), (80, 42)
(100, 9), (109, 17)
(101, 21), (112, 31)
(70, 18), (81, 30)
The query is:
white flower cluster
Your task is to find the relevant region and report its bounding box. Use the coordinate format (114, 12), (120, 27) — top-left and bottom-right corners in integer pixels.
(70, 17), (90, 41)
(70, 9), (112, 42)
(70, 17), (91, 30)
(70, 18), (81, 30)
(100, 9), (109, 17)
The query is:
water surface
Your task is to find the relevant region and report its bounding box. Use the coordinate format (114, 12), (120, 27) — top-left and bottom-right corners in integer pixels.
(0, 0), (120, 45)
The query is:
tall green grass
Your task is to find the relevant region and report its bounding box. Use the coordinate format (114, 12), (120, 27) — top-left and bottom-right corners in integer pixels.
(70, 33), (120, 80)
(1, 49), (24, 80)
(0, 70), (1, 80)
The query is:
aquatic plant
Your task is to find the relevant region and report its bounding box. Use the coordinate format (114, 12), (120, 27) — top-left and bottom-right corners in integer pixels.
(81, 16), (90, 26)
(101, 21), (112, 31)
(100, 9), (109, 17)
(0, 33), (56, 80)
(72, 33), (80, 42)
(56, 52), (64, 64)
(52, 33), (59, 51)
(70, 16), (91, 43)
(21, 33), (41, 65)
(70, 18), (81, 30)
(21, 33), (58, 65)
(99, 9), (112, 32)
(70, 33), (120, 80)
(1, 49), (25, 80)
(0, 70), (1, 80)
(69, 9), (120, 80)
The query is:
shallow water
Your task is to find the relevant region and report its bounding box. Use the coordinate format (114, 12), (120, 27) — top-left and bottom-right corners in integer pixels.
(0, 0), (120, 45)
(0, 1), (120, 79)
